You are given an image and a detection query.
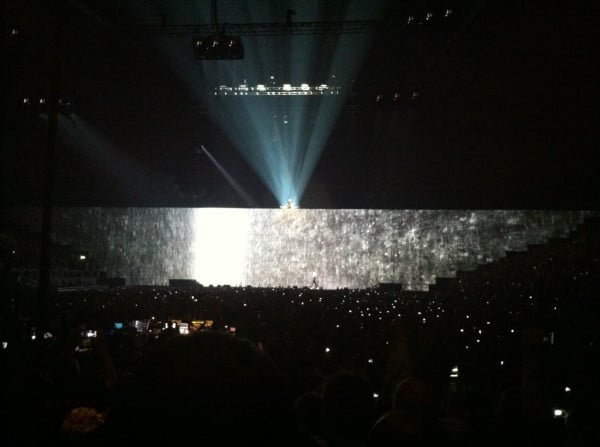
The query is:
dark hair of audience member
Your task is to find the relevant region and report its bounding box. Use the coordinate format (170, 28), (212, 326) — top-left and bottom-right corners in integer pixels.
(105, 331), (296, 444)
(321, 371), (374, 446)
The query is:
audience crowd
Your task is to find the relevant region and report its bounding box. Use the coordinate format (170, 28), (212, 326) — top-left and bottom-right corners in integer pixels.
(1, 218), (599, 445)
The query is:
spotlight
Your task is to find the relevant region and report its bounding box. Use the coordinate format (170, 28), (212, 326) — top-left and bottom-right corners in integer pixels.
(24, 96), (72, 115)
(192, 35), (244, 59)
(280, 198), (298, 209)
(58, 98), (73, 115)
(214, 83), (341, 96)
(553, 408), (568, 420)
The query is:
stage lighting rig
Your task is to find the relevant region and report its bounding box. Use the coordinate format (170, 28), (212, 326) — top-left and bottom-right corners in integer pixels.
(192, 35), (244, 59)
(190, 0), (244, 59)
(213, 83), (340, 96)
(22, 96), (73, 115)
(280, 199), (298, 209)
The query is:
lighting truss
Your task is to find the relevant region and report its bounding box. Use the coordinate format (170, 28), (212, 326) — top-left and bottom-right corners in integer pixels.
(213, 83), (341, 96)
(157, 20), (379, 37)
(154, 9), (457, 38)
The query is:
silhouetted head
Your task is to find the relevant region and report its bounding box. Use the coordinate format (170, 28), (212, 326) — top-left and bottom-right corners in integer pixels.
(370, 376), (443, 446)
(295, 391), (323, 436)
(108, 332), (292, 444)
(370, 410), (424, 447)
(321, 372), (373, 444)
(393, 376), (436, 417)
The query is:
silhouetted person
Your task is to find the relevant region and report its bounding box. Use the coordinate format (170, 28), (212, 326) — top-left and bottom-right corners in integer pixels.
(106, 332), (297, 444)
(322, 372), (374, 447)
(295, 391), (325, 445)
(370, 376), (444, 447)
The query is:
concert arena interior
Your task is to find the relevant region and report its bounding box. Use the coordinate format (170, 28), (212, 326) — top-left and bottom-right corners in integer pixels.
(1, 1), (599, 445)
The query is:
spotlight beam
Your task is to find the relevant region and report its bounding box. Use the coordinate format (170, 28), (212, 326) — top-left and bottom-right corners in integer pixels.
(53, 114), (171, 202)
(196, 145), (256, 207)
(151, 1), (388, 207)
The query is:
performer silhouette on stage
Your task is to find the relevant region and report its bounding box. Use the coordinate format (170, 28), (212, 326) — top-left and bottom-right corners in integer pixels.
(311, 274), (318, 289)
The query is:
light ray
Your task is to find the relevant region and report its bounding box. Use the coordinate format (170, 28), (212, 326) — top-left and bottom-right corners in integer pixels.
(138, 0), (386, 206)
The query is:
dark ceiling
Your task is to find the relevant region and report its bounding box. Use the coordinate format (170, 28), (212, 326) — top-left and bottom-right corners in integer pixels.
(2, 0), (599, 209)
